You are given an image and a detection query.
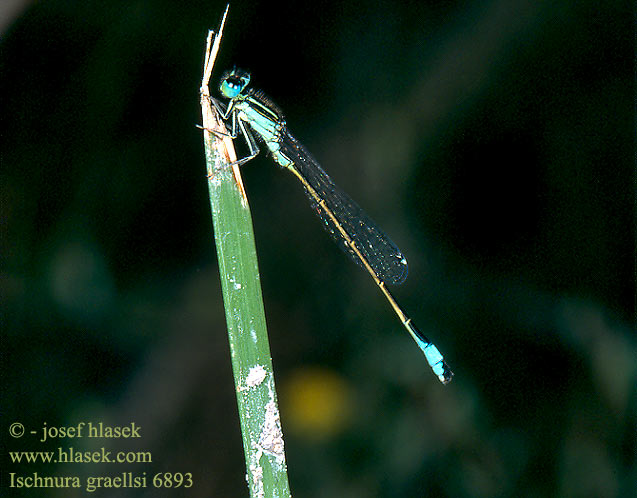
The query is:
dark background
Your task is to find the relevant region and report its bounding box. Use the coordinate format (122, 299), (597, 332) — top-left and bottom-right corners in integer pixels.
(2, 0), (634, 497)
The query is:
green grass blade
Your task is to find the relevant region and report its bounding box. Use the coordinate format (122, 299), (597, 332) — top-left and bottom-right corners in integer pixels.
(200, 24), (291, 498)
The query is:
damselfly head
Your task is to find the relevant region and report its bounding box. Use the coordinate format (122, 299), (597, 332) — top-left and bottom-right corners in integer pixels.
(219, 67), (251, 99)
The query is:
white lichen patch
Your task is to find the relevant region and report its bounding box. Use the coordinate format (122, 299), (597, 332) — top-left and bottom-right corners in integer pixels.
(246, 365), (267, 388)
(248, 455), (264, 498)
(259, 399), (285, 465)
(237, 365), (268, 392)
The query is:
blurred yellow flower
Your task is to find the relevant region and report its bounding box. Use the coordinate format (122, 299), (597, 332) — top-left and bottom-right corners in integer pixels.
(281, 366), (353, 440)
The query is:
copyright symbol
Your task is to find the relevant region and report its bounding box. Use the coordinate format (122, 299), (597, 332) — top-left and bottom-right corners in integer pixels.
(9, 422), (25, 438)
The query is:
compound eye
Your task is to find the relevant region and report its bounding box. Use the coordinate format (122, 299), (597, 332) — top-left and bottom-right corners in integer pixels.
(219, 69), (250, 98)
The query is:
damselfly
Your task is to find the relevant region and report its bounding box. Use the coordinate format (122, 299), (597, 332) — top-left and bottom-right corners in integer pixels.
(213, 68), (453, 384)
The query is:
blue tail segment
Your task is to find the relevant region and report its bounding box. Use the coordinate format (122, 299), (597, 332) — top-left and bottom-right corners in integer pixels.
(406, 320), (454, 384)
